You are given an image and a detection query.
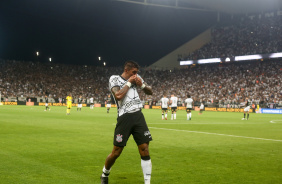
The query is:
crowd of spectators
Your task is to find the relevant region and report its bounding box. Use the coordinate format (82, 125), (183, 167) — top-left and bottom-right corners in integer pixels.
(181, 15), (282, 60)
(0, 59), (281, 108)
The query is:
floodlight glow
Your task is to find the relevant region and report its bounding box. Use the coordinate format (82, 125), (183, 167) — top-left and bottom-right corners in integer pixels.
(225, 57), (230, 62)
(180, 60), (193, 65)
(49, 57), (52, 62)
(269, 52), (282, 58)
(98, 57), (101, 61)
(235, 55), (262, 61)
(103, 62), (106, 66)
(198, 58), (221, 64)
(36, 51), (39, 56)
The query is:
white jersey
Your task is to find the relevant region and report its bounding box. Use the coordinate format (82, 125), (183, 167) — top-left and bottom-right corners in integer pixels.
(170, 96), (178, 107)
(161, 97), (169, 108)
(200, 103), (204, 109)
(185, 98), (193, 108)
(109, 74), (143, 117)
(89, 97), (94, 103)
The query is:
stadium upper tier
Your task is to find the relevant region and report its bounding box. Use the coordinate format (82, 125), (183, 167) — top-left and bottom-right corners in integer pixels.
(179, 15), (282, 61)
(0, 59), (281, 106)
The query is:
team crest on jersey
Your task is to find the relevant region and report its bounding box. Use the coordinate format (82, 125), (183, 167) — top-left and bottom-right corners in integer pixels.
(116, 134), (123, 142)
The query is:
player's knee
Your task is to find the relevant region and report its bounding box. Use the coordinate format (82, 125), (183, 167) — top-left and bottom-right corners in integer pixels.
(111, 147), (123, 158)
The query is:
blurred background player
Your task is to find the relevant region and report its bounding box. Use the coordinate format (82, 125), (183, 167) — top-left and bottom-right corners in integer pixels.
(161, 94), (169, 120)
(185, 94), (193, 120)
(106, 94), (111, 113)
(77, 95), (83, 111)
(44, 95), (50, 111)
(89, 97), (94, 109)
(242, 98), (250, 120)
(199, 102), (204, 115)
(66, 93), (72, 115)
(170, 94), (178, 120)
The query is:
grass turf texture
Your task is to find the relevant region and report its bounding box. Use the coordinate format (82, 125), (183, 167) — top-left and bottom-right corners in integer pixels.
(0, 106), (281, 184)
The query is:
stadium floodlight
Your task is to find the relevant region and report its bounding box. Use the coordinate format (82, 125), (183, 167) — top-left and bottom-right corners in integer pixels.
(49, 58), (52, 62)
(36, 51), (39, 56)
(103, 62), (106, 66)
(269, 52), (282, 58)
(180, 60), (193, 65)
(98, 57), (101, 61)
(235, 54), (262, 61)
(225, 57), (231, 62)
(198, 58), (221, 64)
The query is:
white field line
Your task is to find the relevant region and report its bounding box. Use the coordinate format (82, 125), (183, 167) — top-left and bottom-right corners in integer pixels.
(148, 123), (241, 125)
(270, 120), (282, 123)
(149, 127), (282, 142)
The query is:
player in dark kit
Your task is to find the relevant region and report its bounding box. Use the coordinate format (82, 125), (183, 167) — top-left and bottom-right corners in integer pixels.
(106, 95), (112, 113)
(77, 95), (83, 111)
(100, 61), (153, 184)
(44, 95), (50, 111)
(242, 98), (251, 120)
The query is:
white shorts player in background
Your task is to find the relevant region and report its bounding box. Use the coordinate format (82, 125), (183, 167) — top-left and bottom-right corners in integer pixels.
(161, 94), (169, 120)
(242, 98), (250, 120)
(170, 94), (178, 120)
(199, 102), (204, 115)
(89, 97), (94, 109)
(185, 94), (193, 120)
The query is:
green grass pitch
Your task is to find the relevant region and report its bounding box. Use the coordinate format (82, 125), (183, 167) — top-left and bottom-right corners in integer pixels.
(0, 105), (281, 184)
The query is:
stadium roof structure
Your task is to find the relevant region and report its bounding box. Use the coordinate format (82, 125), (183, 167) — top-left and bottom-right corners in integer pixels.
(114, 0), (282, 14)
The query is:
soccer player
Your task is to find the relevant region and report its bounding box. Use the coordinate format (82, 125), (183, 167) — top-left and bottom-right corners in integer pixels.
(100, 61), (153, 184)
(161, 94), (169, 120)
(242, 98), (250, 120)
(77, 95), (83, 111)
(89, 97), (94, 109)
(185, 94), (193, 120)
(199, 102), (204, 115)
(106, 94), (111, 113)
(44, 95), (50, 111)
(66, 93), (72, 115)
(170, 94), (178, 120)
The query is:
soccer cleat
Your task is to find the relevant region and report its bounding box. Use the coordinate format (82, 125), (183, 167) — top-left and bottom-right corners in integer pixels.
(165, 117), (167, 120)
(100, 175), (108, 184)
(241, 118), (245, 120)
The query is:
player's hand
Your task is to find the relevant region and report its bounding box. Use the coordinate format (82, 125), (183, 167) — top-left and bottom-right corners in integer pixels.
(135, 76), (143, 87)
(128, 75), (137, 84)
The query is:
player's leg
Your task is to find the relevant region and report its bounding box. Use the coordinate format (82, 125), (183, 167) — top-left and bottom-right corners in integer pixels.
(138, 142), (152, 184)
(162, 110), (164, 120)
(171, 109), (174, 120)
(242, 112), (246, 120)
(174, 109), (177, 120)
(186, 109), (189, 120)
(247, 112), (249, 120)
(165, 110), (168, 120)
(101, 146), (124, 183)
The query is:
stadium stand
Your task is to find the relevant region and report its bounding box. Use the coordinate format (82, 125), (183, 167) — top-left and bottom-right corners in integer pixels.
(0, 59), (281, 108)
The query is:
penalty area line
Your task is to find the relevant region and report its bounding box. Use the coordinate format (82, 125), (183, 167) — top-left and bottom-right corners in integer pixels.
(149, 127), (282, 142)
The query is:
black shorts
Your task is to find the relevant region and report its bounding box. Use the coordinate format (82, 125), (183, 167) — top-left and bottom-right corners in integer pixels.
(162, 108), (168, 111)
(186, 108), (192, 112)
(114, 110), (152, 147)
(171, 107), (177, 112)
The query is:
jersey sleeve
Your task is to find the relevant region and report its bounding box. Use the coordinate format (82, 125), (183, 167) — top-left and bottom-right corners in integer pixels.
(137, 74), (144, 83)
(109, 75), (121, 91)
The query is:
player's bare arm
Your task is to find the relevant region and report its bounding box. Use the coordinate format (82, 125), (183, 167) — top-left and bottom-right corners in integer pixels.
(142, 82), (153, 95)
(135, 76), (153, 95)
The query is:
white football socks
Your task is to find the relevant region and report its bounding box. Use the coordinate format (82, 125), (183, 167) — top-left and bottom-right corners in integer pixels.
(102, 166), (111, 177)
(141, 159), (152, 184)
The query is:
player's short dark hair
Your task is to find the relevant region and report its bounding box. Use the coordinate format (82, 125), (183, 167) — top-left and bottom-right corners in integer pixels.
(124, 60), (140, 71)
(187, 94), (191, 98)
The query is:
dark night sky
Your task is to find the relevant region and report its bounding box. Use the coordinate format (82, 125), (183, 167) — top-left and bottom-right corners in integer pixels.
(0, 0), (217, 67)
